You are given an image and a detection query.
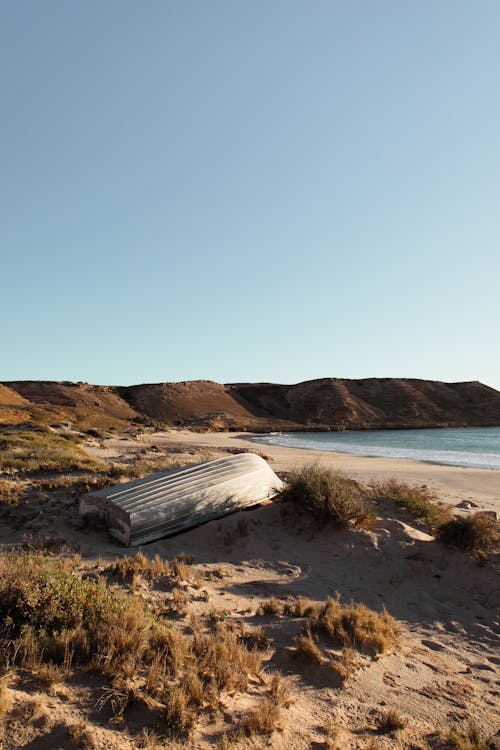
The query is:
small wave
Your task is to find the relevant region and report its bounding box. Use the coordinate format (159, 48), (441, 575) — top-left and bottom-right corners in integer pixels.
(250, 431), (500, 470)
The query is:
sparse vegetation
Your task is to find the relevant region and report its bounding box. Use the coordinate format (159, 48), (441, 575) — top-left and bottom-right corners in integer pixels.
(0, 552), (264, 739)
(240, 695), (282, 736)
(368, 477), (449, 527)
(437, 513), (499, 551)
(0, 427), (101, 473)
(282, 464), (372, 528)
(441, 724), (489, 750)
(239, 672), (291, 738)
(376, 708), (408, 732)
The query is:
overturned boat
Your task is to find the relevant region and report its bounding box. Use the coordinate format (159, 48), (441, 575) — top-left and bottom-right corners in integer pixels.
(78, 452), (283, 546)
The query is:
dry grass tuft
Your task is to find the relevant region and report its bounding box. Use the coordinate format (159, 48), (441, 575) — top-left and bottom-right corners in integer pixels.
(309, 595), (401, 655)
(376, 708), (408, 732)
(0, 477), (27, 505)
(111, 552), (171, 581)
(239, 623), (271, 650)
(283, 596), (317, 617)
(36, 661), (66, 690)
(331, 647), (359, 681)
(0, 551), (266, 740)
(267, 672), (293, 708)
(294, 627), (324, 663)
(437, 513), (500, 552)
(67, 721), (97, 749)
(368, 477), (449, 528)
(441, 724), (489, 750)
(163, 683), (197, 735)
(256, 597), (283, 616)
(138, 728), (164, 749)
(240, 696), (282, 736)
(282, 464), (373, 528)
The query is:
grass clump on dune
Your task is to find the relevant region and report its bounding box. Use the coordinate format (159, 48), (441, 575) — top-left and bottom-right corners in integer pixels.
(437, 513), (499, 552)
(282, 464), (372, 528)
(368, 477), (449, 528)
(308, 595), (401, 656)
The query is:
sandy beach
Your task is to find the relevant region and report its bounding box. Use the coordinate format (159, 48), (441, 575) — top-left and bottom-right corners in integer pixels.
(1, 427), (499, 748)
(134, 429), (500, 515)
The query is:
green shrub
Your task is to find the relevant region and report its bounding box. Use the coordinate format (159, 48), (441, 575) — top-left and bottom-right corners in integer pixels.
(0, 553), (153, 673)
(282, 464), (372, 528)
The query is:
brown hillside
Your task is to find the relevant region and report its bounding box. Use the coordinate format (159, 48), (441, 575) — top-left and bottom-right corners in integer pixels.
(231, 378), (500, 430)
(6, 381), (137, 417)
(3, 378), (500, 431)
(3, 381), (138, 430)
(0, 384), (29, 406)
(118, 380), (294, 431)
(0, 384), (31, 425)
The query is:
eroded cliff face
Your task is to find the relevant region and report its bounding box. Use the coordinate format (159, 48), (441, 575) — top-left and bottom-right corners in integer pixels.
(3, 377), (500, 431)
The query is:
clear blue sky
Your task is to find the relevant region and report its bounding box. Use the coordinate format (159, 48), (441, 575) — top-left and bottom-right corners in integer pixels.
(2, 1), (499, 389)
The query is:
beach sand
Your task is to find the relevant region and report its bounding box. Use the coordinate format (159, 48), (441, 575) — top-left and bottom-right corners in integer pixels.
(2, 429), (498, 748)
(133, 429), (500, 514)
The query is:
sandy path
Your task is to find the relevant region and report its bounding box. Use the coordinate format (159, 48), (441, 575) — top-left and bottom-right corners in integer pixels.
(134, 430), (500, 514)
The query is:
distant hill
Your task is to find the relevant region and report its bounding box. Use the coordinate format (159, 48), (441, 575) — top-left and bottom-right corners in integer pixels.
(3, 377), (500, 432)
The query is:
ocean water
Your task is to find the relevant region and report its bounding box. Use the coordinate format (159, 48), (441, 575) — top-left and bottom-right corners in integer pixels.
(251, 427), (500, 470)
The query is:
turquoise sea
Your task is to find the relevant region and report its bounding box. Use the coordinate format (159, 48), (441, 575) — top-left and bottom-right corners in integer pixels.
(251, 427), (500, 470)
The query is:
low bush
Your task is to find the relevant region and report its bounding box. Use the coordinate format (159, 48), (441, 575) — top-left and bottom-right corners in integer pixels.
(368, 478), (449, 528)
(437, 513), (499, 552)
(282, 464), (372, 528)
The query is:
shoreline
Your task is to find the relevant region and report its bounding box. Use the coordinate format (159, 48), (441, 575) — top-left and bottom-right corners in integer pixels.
(249, 434), (500, 472)
(147, 429), (500, 515)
